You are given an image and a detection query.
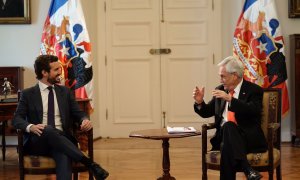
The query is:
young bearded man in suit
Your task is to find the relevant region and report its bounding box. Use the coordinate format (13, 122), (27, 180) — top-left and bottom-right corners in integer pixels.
(13, 55), (109, 180)
(193, 56), (267, 180)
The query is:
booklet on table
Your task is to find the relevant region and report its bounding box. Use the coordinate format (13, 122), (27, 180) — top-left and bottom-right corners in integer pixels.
(166, 126), (196, 134)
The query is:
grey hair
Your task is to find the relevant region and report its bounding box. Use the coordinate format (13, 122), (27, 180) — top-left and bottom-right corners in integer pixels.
(217, 56), (244, 78)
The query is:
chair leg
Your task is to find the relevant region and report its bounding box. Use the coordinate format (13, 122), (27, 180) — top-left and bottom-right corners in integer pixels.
(19, 173), (24, 180)
(268, 170), (274, 180)
(202, 173), (208, 180)
(202, 164), (208, 180)
(73, 172), (78, 180)
(276, 165), (282, 180)
(89, 170), (93, 180)
(19, 164), (24, 180)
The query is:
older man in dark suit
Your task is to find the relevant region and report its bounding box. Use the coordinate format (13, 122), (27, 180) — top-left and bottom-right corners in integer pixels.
(13, 55), (109, 180)
(193, 56), (267, 180)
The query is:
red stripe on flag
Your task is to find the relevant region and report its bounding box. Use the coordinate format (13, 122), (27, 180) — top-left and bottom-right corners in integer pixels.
(273, 82), (289, 117)
(75, 87), (93, 114)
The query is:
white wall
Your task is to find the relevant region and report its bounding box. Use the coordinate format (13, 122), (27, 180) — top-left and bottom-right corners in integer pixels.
(221, 0), (243, 56)
(1, 0), (299, 141)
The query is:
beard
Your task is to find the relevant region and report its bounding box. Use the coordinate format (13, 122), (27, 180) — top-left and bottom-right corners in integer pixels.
(47, 75), (61, 84)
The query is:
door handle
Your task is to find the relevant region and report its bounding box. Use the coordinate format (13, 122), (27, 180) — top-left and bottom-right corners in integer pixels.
(149, 48), (171, 55)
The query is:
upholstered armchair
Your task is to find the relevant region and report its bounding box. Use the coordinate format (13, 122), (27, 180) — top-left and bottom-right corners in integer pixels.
(201, 89), (282, 180)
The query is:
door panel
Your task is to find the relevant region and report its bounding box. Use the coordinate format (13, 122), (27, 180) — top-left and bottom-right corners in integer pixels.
(166, 0), (207, 8)
(104, 0), (221, 137)
(111, 0), (152, 9)
(161, 0), (218, 127)
(104, 0), (162, 137)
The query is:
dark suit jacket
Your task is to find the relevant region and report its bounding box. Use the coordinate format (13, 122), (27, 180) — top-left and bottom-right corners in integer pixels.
(194, 80), (267, 153)
(13, 84), (88, 145)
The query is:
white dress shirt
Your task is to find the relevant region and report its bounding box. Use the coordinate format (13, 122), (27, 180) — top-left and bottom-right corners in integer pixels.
(26, 81), (62, 132)
(221, 79), (243, 126)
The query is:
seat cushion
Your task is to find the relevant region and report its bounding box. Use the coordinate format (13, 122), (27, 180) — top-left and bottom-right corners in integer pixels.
(23, 152), (89, 169)
(247, 148), (280, 166)
(24, 156), (56, 168)
(206, 148), (280, 166)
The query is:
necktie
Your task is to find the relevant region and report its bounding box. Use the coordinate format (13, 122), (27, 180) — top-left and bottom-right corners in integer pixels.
(47, 86), (55, 127)
(227, 90), (237, 124)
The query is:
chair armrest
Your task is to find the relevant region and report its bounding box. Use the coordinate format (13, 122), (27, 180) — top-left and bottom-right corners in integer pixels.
(202, 123), (216, 138)
(203, 123), (216, 130)
(202, 123), (216, 140)
(74, 128), (94, 160)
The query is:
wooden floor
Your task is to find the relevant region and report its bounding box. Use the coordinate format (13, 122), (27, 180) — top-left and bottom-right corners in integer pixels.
(1, 137), (300, 180)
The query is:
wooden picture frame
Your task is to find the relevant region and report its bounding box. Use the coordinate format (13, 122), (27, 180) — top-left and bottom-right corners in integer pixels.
(289, 0), (300, 18)
(0, 0), (31, 24)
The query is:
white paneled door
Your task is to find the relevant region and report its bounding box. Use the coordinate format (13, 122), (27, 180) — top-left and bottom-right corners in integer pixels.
(103, 0), (221, 137)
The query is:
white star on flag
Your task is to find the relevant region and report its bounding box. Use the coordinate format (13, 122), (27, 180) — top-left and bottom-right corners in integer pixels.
(256, 42), (267, 54)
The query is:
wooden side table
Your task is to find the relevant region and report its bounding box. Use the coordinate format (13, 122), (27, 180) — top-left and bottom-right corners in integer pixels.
(129, 128), (201, 180)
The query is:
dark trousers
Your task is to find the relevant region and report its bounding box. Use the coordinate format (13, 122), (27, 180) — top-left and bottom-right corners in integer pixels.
(24, 126), (84, 180)
(220, 122), (248, 180)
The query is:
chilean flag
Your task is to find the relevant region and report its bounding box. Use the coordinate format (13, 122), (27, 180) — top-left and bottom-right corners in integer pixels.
(233, 0), (289, 116)
(40, 0), (94, 112)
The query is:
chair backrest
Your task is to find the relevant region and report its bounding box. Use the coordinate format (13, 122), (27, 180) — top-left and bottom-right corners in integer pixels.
(261, 89), (282, 149)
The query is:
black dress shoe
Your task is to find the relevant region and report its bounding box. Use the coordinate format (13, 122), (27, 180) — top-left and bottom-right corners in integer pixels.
(90, 163), (109, 180)
(247, 169), (262, 180)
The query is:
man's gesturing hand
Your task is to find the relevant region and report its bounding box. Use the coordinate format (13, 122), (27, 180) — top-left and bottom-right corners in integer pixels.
(212, 90), (232, 102)
(193, 86), (205, 104)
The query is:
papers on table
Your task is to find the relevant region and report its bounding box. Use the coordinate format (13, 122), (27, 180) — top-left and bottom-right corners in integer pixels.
(166, 126), (196, 134)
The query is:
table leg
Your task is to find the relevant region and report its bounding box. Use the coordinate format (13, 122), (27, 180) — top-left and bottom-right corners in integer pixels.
(157, 139), (175, 180)
(2, 120), (6, 161)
